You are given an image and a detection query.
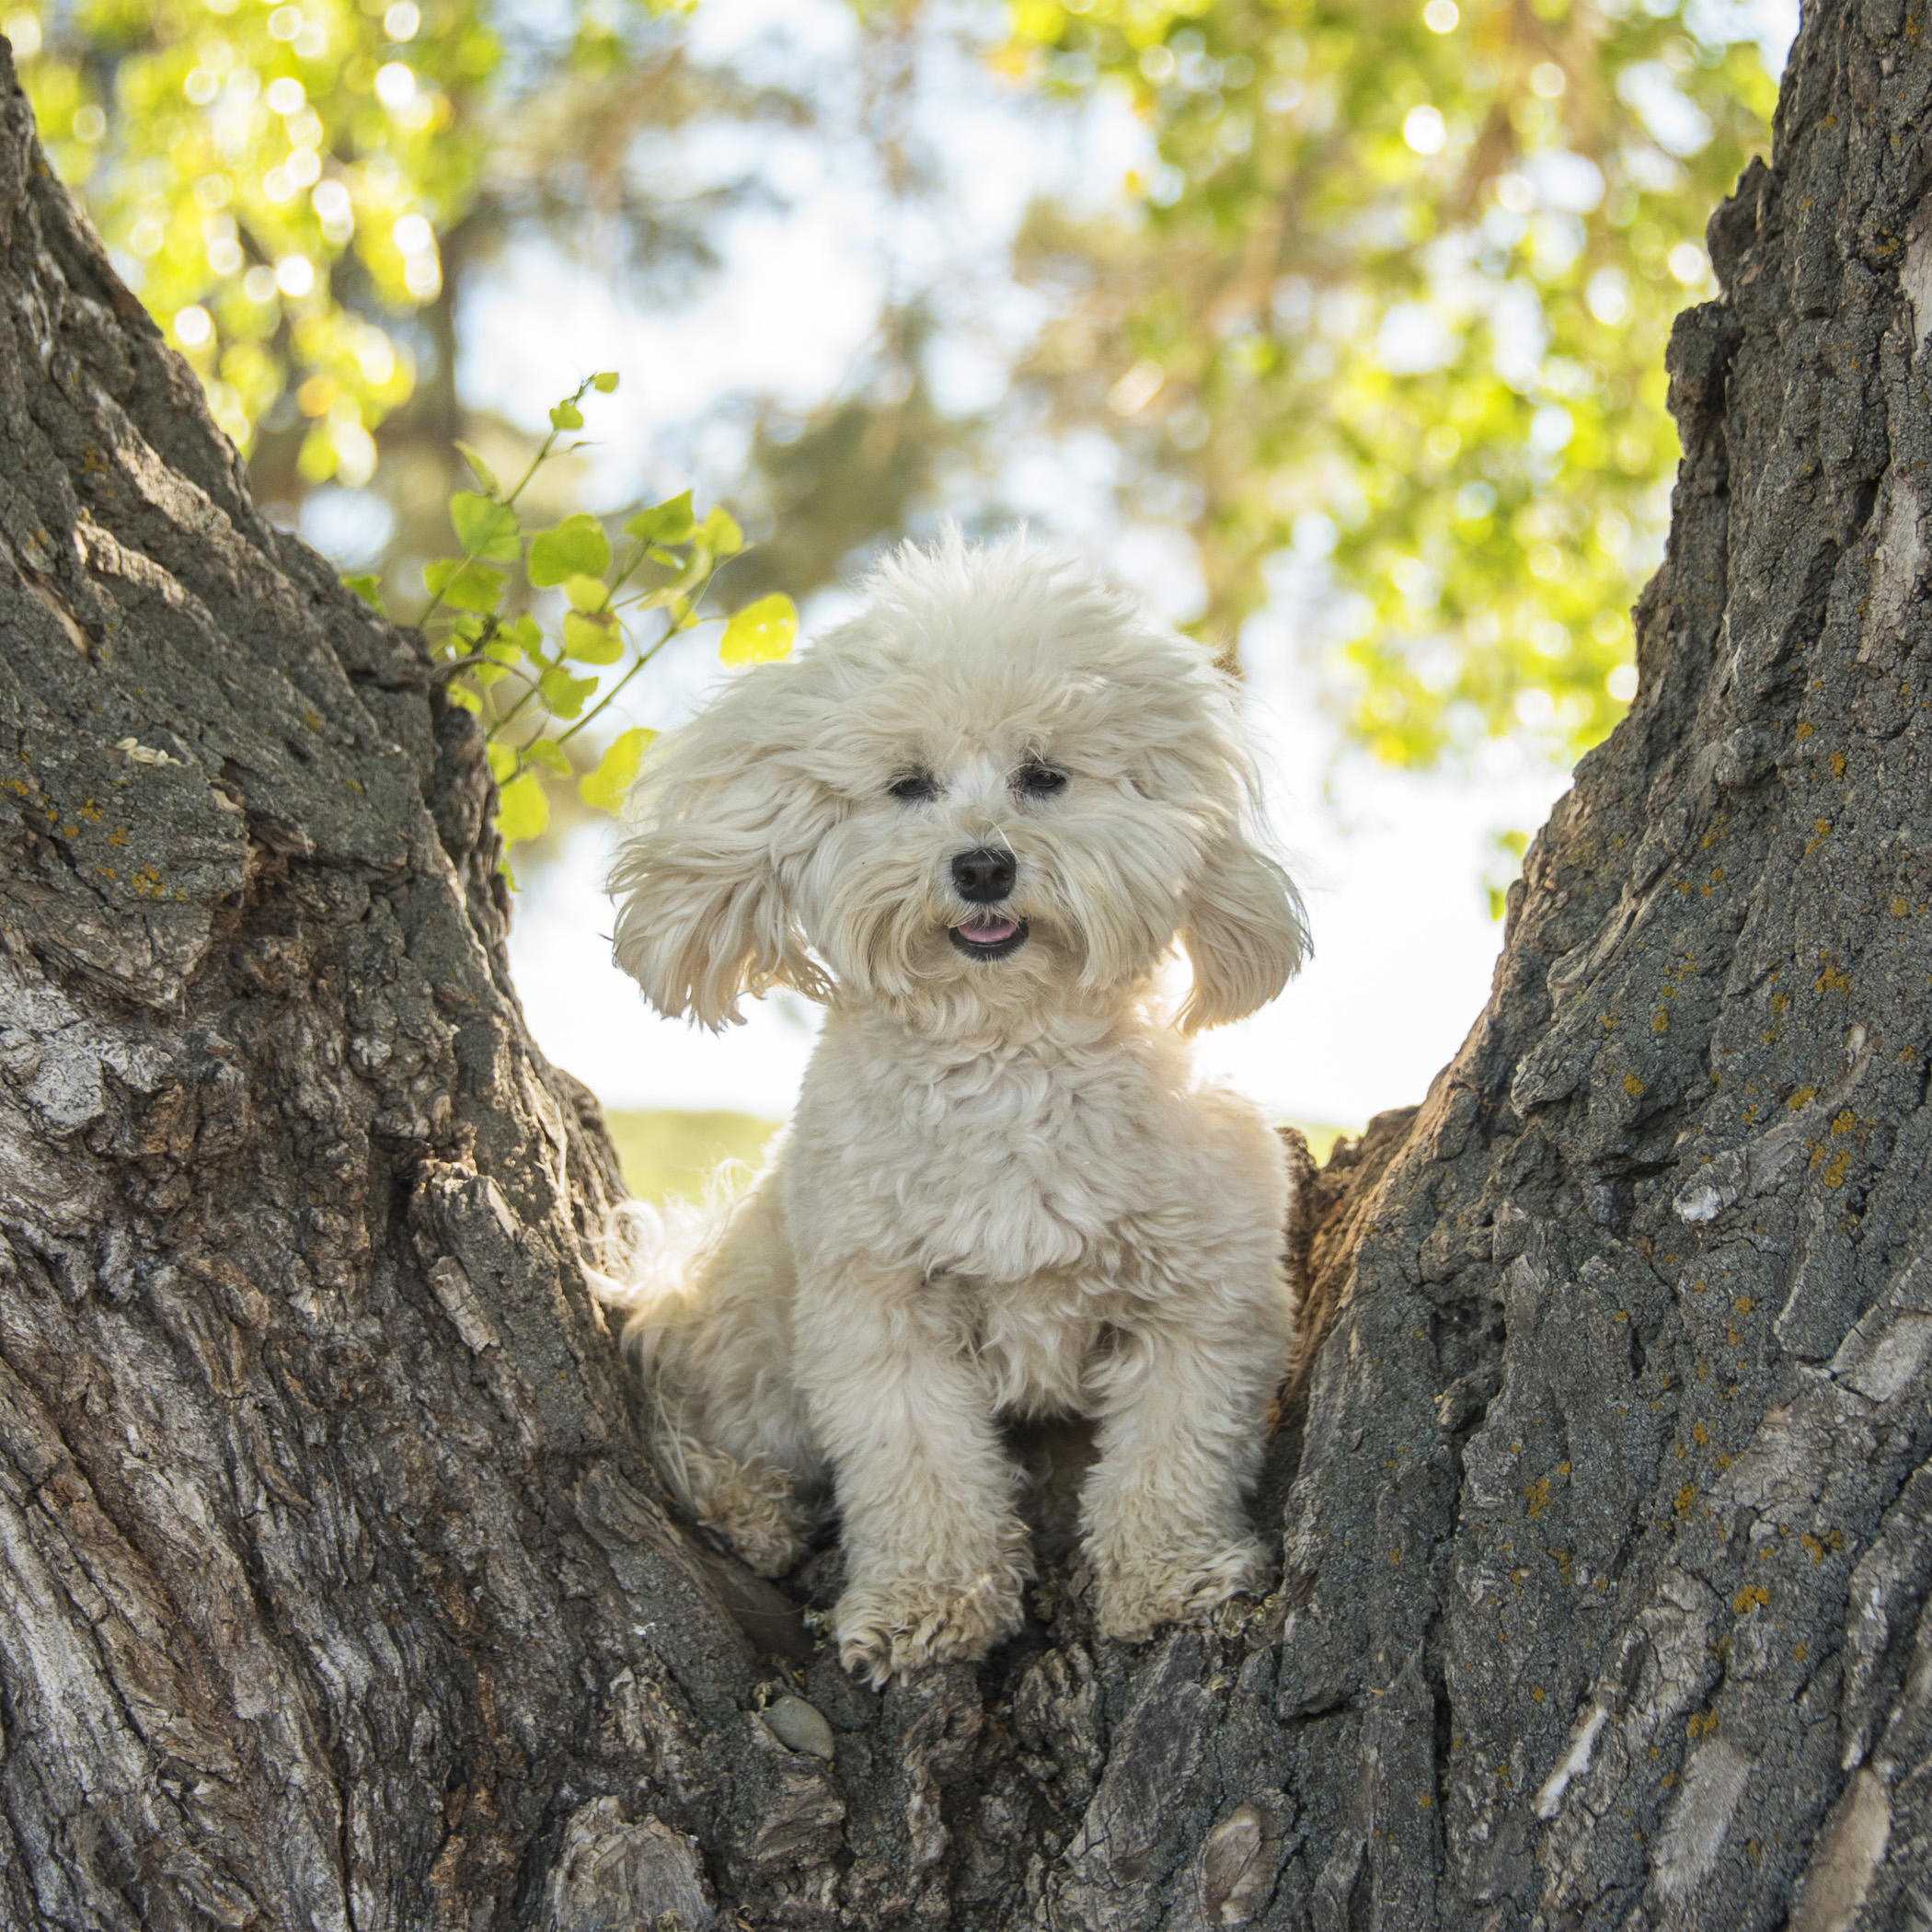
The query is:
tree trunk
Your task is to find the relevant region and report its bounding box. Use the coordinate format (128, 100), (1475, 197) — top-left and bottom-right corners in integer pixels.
(1, 0), (1928, 1915)
(0, 42), (794, 1927)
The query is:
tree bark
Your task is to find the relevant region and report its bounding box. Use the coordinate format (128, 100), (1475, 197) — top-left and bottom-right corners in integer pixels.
(0, 41), (793, 1927)
(0, 0), (1928, 1916)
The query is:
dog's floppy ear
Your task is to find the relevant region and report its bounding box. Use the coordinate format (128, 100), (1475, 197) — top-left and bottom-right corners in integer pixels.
(1175, 812), (1307, 1034)
(608, 664), (830, 1029)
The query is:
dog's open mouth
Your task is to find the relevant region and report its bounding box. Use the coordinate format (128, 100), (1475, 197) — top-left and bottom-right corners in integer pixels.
(949, 914), (1029, 961)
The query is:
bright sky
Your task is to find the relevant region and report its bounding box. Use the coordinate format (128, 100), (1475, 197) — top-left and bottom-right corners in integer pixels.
(473, 0), (1783, 1131)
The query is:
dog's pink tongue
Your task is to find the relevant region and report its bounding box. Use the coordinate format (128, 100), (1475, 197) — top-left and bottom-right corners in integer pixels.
(959, 915), (1018, 944)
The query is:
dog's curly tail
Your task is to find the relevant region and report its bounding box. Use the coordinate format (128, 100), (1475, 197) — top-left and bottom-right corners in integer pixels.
(586, 1191), (732, 1513)
(586, 1172), (819, 1580)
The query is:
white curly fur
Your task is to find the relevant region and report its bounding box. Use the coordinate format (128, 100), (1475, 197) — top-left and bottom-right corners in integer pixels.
(599, 531), (1306, 1686)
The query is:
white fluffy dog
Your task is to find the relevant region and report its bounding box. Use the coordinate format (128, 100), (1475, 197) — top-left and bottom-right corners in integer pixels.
(603, 532), (1306, 1686)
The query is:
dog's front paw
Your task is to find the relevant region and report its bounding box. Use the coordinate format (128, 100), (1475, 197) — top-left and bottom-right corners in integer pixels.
(835, 1571), (1026, 1687)
(1092, 1539), (1269, 1643)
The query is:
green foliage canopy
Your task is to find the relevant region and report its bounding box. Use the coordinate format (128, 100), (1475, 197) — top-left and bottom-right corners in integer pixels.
(7, 0), (1783, 794)
(1003, 0), (1778, 766)
(5, 0), (727, 503)
(6, 0), (502, 481)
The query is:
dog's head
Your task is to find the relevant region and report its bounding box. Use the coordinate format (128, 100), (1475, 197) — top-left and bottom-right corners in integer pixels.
(610, 532), (1306, 1032)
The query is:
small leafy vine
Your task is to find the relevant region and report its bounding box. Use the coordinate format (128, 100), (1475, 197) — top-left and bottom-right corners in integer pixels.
(347, 371), (795, 871)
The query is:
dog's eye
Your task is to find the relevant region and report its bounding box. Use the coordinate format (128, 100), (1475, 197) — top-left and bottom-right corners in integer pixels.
(889, 771), (937, 802)
(1016, 764), (1066, 797)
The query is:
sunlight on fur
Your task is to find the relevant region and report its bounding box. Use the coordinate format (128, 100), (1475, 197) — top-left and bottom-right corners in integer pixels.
(595, 531), (1308, 1687)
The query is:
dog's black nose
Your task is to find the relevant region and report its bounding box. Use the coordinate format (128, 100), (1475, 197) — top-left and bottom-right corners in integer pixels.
(951, 848), (1015, 903)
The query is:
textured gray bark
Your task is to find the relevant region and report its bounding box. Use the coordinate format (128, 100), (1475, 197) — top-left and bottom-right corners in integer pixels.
(0, 40), (792, 1927)
(0, 0), (1928, 1915)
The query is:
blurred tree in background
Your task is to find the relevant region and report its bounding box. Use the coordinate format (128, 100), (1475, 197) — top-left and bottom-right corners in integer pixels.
(6, 0), (801, 589)
(991, 0), (1778, 769)
(11, 0), (1783, 786)
(8, 0), (489, 482)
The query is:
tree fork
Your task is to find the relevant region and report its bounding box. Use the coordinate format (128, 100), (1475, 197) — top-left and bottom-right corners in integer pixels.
(0, 0), (1929, 1918)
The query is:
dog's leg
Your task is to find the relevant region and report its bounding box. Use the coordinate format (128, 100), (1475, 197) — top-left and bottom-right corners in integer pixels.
(795, 1261), (1032, 1686)
(1079, 1292), (1286, 1641)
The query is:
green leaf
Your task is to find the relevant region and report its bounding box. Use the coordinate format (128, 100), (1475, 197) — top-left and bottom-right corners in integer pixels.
(342, 572), (385, 613)
(424, 557), (508, 615)
(453, 441), (500, 493)
(538, 665), (599, 719)
(562, 572), (610, 614)
(450, 490), (520, 562)
(719, 592), (798, 665)
(592, 370), (619, 393)
(495, 770), (549, 847)
(623, 490), (696, 546)
(549, 398), (584, 431)
(528, 513), (612, 587)
(506, 613), (546, 664)
(563, 609), (624, 664)
(523, 737), (572, 775)
(486, 741), (517, 783)
(579, 726), (656, 812)
(698, 505), (743, 557)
